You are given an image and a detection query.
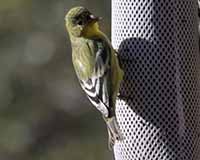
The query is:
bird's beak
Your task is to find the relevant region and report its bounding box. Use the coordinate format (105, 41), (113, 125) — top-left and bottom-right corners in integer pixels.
(90, 14), (102, 23)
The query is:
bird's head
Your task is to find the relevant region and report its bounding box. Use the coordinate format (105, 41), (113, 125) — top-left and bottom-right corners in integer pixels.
(65, 6), (102, 38)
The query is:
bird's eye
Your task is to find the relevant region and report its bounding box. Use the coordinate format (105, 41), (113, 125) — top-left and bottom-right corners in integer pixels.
(77, 20), (83, 25)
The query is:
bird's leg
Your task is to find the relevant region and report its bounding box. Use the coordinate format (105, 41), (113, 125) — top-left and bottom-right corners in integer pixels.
(103, 116), (123, 150)
(107, 126), (115, 150)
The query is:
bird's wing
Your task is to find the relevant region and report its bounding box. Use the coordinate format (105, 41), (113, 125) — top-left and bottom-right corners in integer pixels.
(79, 39), (113, 118)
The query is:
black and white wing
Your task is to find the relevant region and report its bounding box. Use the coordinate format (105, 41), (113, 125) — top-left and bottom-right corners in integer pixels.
(79, 39), (113, 118)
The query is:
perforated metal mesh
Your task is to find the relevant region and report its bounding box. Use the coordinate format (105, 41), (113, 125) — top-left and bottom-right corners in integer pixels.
(112, 1), (200, 160)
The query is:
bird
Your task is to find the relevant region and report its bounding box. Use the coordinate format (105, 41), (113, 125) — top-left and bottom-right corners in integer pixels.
(65, 6), (124, 149)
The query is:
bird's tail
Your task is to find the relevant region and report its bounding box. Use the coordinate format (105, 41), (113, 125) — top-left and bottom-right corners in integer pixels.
(105, 117), (123, 150)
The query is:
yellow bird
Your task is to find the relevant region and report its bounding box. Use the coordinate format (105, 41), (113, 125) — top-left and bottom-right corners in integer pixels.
(65, 6), (124, 149)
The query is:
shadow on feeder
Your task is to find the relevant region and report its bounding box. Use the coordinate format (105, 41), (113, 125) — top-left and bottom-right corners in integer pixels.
(117, 37), (179, 137)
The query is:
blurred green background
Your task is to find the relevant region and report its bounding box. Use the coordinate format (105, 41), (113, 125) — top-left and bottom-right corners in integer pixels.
(0, 0), (112, 160)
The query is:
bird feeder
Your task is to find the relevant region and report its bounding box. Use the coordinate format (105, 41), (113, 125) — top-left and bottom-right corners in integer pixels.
(112, 1), (200, 160)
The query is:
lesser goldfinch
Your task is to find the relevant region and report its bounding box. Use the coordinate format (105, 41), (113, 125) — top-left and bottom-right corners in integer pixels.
(65, 6), (124, 149)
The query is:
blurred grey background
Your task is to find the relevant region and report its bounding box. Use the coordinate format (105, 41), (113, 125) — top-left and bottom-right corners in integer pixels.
(0, 0), (112, 160)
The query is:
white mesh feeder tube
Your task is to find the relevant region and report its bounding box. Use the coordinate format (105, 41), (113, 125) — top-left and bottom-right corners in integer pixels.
(112, 1), (200, 160)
